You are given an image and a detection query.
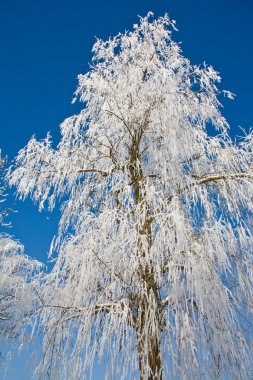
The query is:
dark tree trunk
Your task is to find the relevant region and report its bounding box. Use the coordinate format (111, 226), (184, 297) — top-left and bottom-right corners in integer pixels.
(138, 326), (163, 380)
(128, 129), (163, 379)
(136, 289), (163, 380)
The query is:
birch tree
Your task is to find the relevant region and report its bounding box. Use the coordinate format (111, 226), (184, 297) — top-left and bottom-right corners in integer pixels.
(0, 155), (40, 338)
(0, 235), (40, 337)
(8, 13), (253, 380)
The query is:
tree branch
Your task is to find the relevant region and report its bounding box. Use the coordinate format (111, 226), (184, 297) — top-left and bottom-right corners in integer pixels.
(183, 172), (253, 191)
(77, 169), (108, 177)
(155, 172), (253, 215)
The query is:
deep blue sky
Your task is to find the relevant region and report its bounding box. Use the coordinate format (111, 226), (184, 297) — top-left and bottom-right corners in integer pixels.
(0, 0), (253, 378)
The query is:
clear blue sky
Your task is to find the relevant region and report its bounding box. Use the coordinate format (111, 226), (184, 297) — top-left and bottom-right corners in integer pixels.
(0, 0), (252, 378)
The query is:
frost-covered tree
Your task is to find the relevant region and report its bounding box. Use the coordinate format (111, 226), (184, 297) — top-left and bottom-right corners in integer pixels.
(0, 154), (10, 228)
(0, 154), (40, 338)
(0, 235), (40, 336)
(8, 13), (253, 380)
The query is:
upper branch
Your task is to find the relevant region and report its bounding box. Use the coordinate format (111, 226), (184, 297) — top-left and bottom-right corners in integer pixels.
(180, 172), (253, 194)
(155, 172), (253, 216)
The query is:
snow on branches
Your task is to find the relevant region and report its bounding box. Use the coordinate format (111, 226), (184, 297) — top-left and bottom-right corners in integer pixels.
(0, 154), (41, 341)
(0, 235), (41, 334)
(7, 13), (253, 380)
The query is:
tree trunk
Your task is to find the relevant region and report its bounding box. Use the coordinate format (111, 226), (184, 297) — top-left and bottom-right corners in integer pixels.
(138, 326), (163, 380)
(128, 130), (163, 379)
(136, 288), (163, 380)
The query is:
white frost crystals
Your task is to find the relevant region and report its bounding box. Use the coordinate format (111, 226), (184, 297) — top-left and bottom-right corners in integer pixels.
(7, 13), (253, 380)
(0, 154), (41, 341)
(0, 235), (41, 334)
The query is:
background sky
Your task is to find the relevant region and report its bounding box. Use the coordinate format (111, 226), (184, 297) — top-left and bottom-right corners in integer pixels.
(0, 0), (253, 378)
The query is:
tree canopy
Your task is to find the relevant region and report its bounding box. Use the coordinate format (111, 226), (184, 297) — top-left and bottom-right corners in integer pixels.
(7, 13), (253, 380)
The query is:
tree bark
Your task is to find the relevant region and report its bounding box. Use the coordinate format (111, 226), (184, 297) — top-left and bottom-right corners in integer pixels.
(128, 128), (163, 379)
(137, 316), (163, 380)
